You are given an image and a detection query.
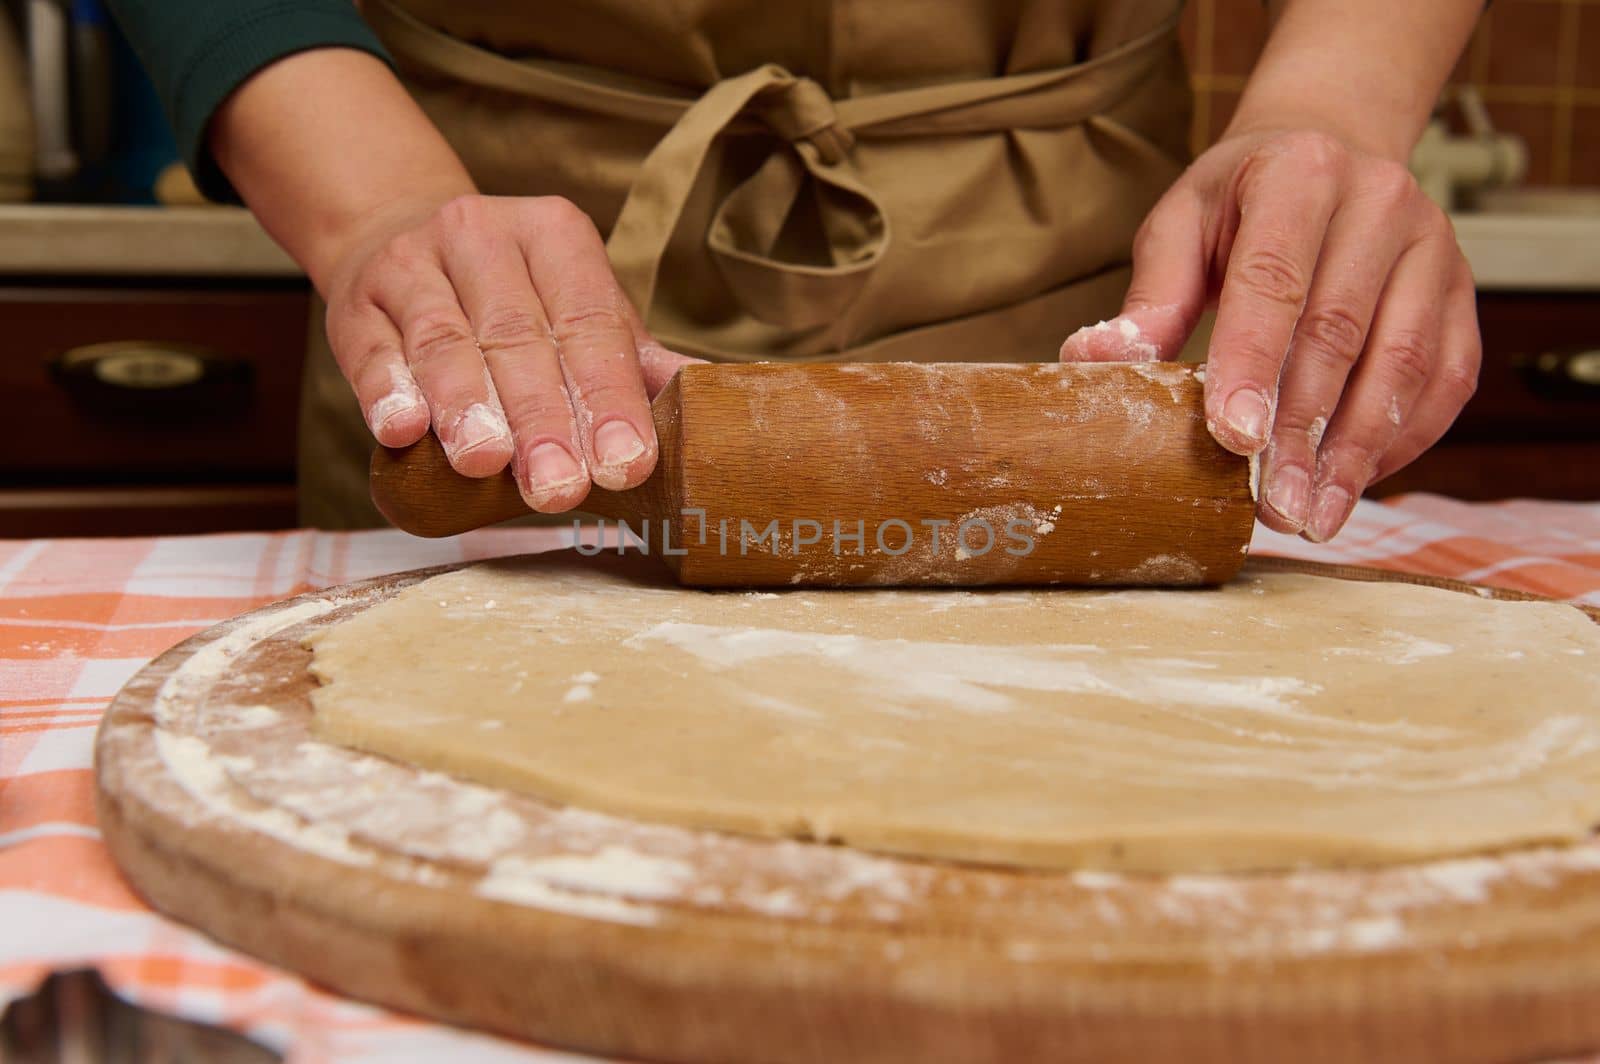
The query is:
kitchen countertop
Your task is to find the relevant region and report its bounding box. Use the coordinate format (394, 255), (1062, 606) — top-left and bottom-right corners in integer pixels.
(1, 498), (1597, 1062)
(1450, 211), (1600, 291)
(0, 204), (1596, 289)
(0, 205), (298, 278)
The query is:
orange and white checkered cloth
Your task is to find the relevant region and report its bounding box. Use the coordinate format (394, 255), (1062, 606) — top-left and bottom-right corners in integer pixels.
(3, 498), (1598, 1062)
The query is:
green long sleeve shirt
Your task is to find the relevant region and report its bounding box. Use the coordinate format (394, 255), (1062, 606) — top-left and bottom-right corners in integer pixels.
(106, 0), (391, 201)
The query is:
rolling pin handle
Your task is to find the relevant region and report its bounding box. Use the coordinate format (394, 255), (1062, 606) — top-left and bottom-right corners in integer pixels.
(370, 436), (530, 538)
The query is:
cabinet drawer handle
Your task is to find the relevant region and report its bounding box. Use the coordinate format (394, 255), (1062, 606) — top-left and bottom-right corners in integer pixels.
(1563, 350), (1600, 388)
(1517, 347), (1600, 402)
(50, 341), (254, 419)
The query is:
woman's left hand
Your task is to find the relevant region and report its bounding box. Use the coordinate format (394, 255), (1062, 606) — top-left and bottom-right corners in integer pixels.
(1060, 127), (1481, 542)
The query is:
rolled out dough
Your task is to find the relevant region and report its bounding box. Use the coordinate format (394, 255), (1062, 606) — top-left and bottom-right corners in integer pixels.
(306, 555), (1600, 873)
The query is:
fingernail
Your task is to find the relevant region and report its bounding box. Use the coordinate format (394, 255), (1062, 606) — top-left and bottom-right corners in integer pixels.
(512, 444), (588, 512)
(1306, 486), (1353, 543)
(1264, 465), (1311, 529)
(367, 390), (421, 435)
(444, 402), (510, 459)
(593, 420), (646, 470)
(525, 442), (584, 496)
(1221, 388), (1271, 447)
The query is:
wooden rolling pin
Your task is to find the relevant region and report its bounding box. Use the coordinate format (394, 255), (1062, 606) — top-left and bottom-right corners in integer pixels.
(370, 362), (1255, 588)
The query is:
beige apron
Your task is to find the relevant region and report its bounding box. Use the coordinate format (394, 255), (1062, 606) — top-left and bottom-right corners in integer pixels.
(300, 0), (1190, 528)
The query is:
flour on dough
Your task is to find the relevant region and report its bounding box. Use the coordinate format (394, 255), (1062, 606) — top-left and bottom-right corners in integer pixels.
(306, 555), (1600, 873)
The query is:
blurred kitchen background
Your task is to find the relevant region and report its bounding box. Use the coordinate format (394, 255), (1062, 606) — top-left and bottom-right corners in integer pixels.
(1184, 0), (1599, 185)
(0, 0), (1596, 537)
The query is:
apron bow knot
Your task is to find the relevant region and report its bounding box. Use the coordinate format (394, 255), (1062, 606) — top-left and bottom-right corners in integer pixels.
(608, 63), (889, 331)
(749, 73), (854, 165)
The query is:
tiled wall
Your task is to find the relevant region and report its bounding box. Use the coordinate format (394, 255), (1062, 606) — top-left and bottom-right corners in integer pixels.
(1179, 0), (1599, 186)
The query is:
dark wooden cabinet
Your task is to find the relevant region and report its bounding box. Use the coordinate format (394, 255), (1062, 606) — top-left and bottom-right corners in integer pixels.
(0, 280), (312, 536)
(1372, 292), (1600, 500)
(0, 278), (1593, 538)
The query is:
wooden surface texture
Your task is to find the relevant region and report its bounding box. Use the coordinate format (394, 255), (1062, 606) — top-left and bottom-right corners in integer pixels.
(371, 363), (1255, 587)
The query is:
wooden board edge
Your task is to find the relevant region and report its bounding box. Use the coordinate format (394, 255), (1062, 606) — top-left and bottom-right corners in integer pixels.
(88, 552), (1600, 1063)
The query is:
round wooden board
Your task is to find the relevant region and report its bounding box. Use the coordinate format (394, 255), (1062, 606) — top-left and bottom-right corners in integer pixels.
(94, 554), (1600, 1064)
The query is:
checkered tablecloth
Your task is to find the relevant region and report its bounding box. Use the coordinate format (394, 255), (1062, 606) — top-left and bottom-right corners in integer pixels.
(3, 498), (1598, 1062)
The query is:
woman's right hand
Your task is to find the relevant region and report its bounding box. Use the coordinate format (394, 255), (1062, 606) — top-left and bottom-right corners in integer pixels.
(323, 193), (699, 513)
